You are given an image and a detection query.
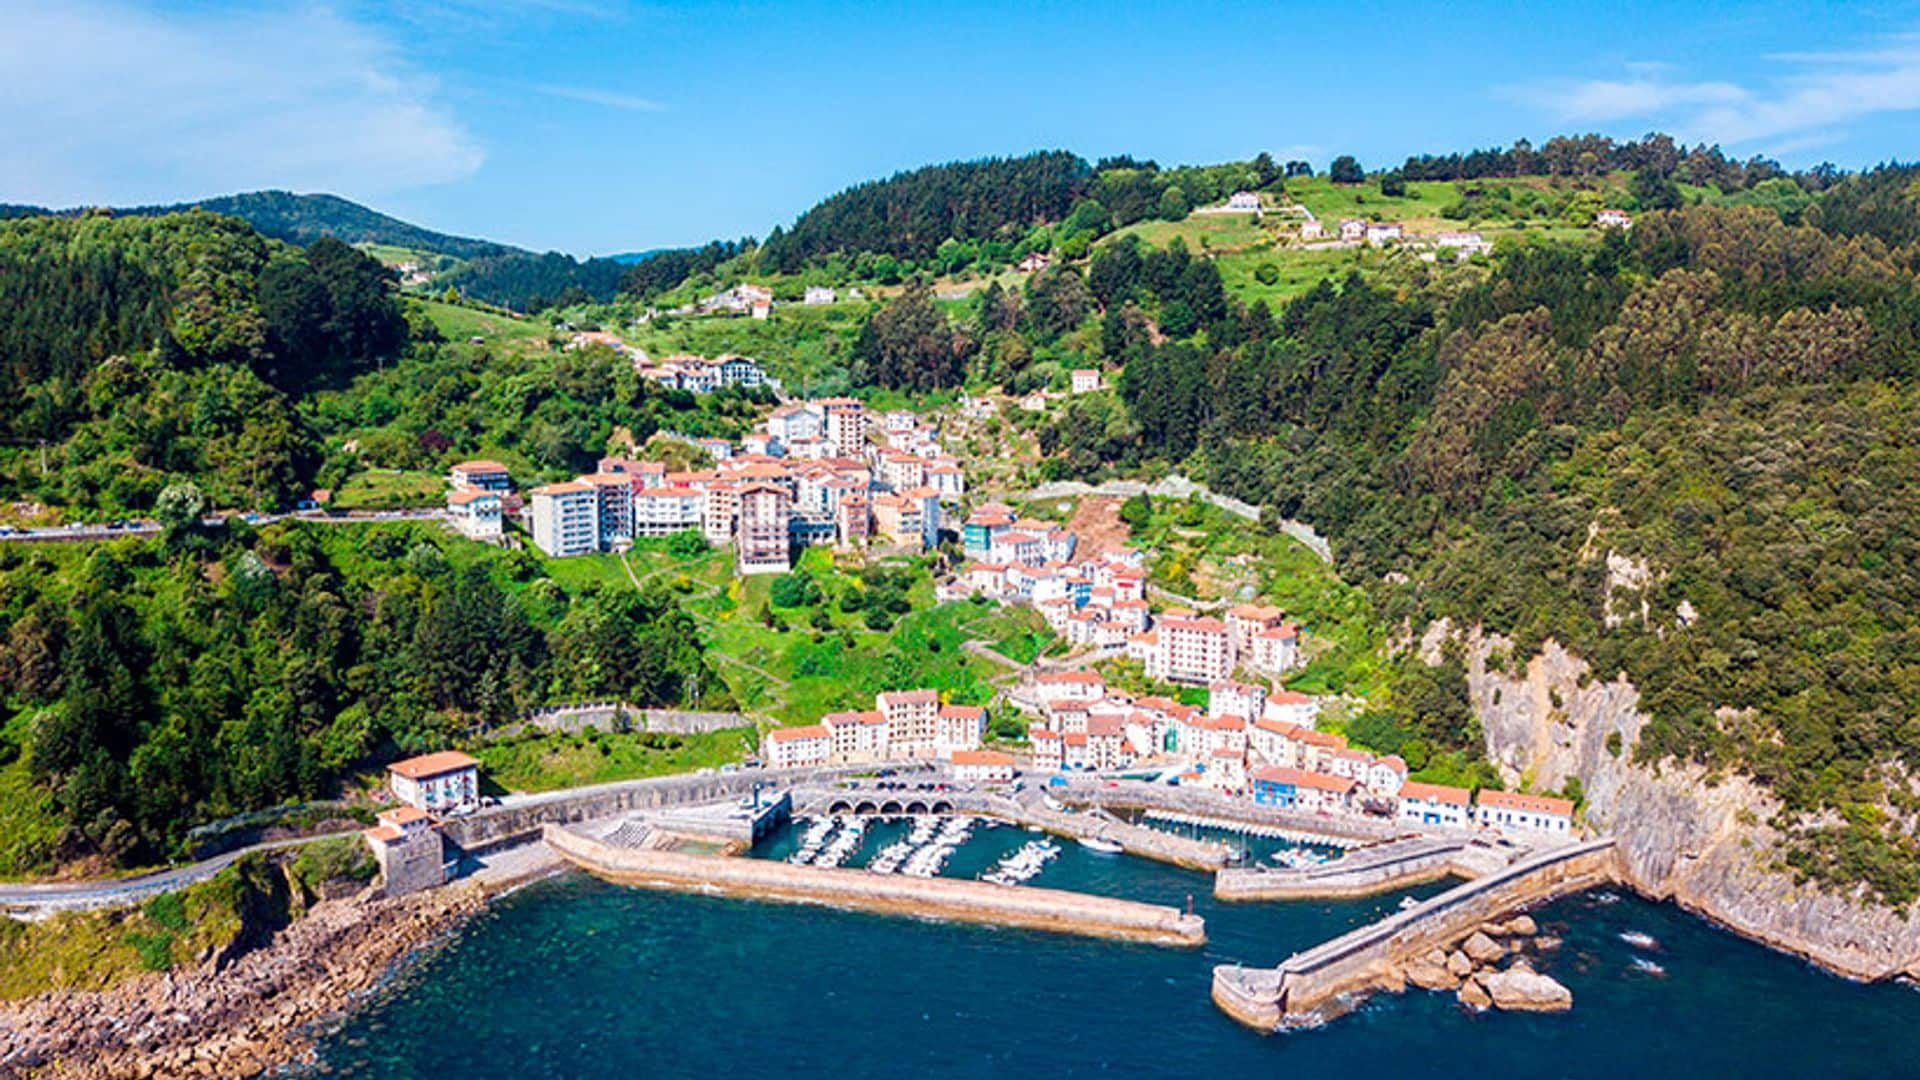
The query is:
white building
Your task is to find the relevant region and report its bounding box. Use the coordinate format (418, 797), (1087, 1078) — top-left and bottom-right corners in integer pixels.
(1365, 222), (1404, 246)
(1474, 790), (1575, 836)
(1596, 208), (1634, 229)
(1070, 368), (1102, 394)
(1398, 781), (1472, 828)
(446, 487), (503, 541)
(449, 460), (512, 492)
(530, 480), (598, 558)
(633, 487), (704, 537)
(1147, 616), (1233, 684)
(1226, 191), (1262, 211)
(804, 285), (837, 305)
(949, 749), (1015, 783)
(766, 725), (830, 770)
(387, 751), (480, 815)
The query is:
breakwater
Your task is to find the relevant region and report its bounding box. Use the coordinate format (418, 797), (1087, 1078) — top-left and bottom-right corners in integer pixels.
(544, 824), (1207, 947)
(1212, 838), (1619, 1028)
(1214, 837), (1469, 901)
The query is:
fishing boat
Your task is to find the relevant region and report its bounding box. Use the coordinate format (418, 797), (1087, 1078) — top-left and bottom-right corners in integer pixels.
(1078, 835), (1123, 855)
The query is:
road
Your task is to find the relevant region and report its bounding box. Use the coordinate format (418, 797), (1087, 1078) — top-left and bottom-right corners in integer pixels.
(0, 833), (352, 914)
(0, 508), (445, 544)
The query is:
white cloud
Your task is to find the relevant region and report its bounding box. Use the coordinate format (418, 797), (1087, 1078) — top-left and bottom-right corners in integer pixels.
(1519, 30), (1920, 151)
(0, 1), (484, 207)
(533, 83), (667, 112)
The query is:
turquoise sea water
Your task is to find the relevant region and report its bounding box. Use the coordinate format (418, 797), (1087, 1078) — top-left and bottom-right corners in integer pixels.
(315, 820), (1920, 1078)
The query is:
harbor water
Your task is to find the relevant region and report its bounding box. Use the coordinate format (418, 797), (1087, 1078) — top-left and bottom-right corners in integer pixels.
(314, 817), (1920, 1078)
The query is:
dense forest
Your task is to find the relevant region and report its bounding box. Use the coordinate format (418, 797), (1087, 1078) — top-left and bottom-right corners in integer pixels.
(437, 250), (632, 312)
(0, 521), (719, 871)
(0, 212), (407, 511)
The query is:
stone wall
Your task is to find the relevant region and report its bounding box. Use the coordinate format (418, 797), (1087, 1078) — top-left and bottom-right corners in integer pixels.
(545, 824), (1207, 946)
(497, 703), (754, 739)
(1213, 838), (1466, 901)
(440, 764), (931, 852)
(1051, 780), (1401, 844)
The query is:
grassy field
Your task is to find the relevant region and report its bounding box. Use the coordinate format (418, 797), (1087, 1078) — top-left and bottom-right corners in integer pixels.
(474, 728), (755, 792)
(624, 304), (872, 392)
(328, 468), (445, 510)
(413, 297), (552, 356)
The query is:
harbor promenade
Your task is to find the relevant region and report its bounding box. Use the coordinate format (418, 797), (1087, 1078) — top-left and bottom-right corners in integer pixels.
(543, 824), (1207, 946)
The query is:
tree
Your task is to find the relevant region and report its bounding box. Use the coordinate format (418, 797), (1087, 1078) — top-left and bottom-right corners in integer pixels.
(154, 482), (208, 541)
(851, 282), (972, 391)
(1379, 171), (1407, 198)
(1119, 493), (1153, 529)
(1329, 155), (1365, 184)
(1157, 185), (1190, 221)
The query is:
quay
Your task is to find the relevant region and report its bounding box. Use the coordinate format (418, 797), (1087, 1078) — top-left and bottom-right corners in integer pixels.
(1213, 836), (1474, 901)
(543, 824), (1208, 947)
(1211, 837), (1618, 1029)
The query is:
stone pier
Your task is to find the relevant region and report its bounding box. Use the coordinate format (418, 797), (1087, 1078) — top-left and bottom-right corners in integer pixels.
(544, 825), (1207, 946)
(1213, 836), (1470, 901)
(1212, 838), (1619, 1028)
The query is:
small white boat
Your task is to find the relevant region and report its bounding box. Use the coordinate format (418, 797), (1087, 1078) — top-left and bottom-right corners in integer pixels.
(1630, 956), (1666, 976)
(1079, 836), (1123, 855)
(1398, 895), (1420, 911)
(1619, 930), (1659, 950)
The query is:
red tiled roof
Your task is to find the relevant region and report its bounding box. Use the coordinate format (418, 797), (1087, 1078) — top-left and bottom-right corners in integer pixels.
(388, 751), (478, 780)
(1400, 781), (1471, 806)
(1477, 789), (1575, 817)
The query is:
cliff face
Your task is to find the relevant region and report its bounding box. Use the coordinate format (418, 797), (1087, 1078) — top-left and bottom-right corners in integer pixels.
(1458, 627), (1920, 981)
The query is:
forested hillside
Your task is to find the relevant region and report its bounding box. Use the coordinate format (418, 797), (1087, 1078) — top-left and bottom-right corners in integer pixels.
(0, 211), (406, 511)
(0, 523), (719, 872)
(4, 191), (520, 261)
(1025, 188), (1920, 902)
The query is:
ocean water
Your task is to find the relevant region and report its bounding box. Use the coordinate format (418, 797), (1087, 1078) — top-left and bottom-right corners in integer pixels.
(314, 819), (1920, 1079)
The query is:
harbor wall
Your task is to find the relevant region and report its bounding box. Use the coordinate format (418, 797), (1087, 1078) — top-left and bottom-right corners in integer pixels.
(442, 764), (931, 851)
(543, 825), (1207, 947)
(1213, 838), (1468, 901)
(1212, 838), (1619, 1028)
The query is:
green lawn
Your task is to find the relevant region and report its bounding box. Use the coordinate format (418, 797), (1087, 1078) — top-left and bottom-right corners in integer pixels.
(413, 297), (552, 356)
(329, 468), (445, 510)
(474, 728), (755, 792)
(624, 304), (873, 393)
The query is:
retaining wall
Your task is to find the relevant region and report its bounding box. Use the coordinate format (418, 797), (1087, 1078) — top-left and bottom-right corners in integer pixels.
(544, 825), (1206, 947)
(440, 764), (933, 851)
(1050, 781), (1401, 845)
(1212, 838), (1619, 1027)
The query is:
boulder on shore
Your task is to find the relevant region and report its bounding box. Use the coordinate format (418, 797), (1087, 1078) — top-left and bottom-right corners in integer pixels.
(1480, 964), (1573, 1012)
(1457, 978), (1492, 1010)
(1446, 949), (1473, 977)
(1404, 959), (1461, 991)
(1463, 931), (1504, 964)
(1491, 914), (1538, 937)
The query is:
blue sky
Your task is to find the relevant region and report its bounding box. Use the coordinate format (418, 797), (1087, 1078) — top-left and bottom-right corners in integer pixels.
(5, 0), (1919, 255)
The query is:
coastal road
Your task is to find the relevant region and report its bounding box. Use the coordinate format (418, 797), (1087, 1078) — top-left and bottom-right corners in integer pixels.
(0, 833), (353, 915)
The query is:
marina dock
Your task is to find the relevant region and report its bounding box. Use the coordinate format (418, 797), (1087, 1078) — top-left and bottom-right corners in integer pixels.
(544, 824), (1207, 947)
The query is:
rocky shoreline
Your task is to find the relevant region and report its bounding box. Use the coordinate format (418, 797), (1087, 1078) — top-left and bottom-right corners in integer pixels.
(0, 860), (554, 1079)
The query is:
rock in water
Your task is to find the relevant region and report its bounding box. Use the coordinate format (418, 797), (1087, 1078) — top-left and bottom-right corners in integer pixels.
(1480, 965), (1573, 1012)
(1490, 914), (1538, 936)
(1463, 931), (1504, 964)
(1457, 978), (1493, 1010)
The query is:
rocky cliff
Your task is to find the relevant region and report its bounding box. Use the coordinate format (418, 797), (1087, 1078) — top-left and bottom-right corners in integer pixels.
(1452, 623), (1920, 982)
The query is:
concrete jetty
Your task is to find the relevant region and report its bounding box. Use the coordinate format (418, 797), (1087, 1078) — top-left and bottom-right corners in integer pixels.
(1214, 837), (1469, 901)
(544, 825), (1207, 947)
(1211, 838), (1618, 1028)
